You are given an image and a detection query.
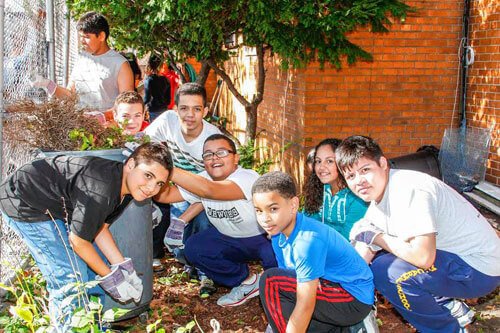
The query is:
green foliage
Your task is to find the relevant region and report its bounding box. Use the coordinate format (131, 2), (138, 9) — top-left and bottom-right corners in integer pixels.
(0, 266), (129, 333)
(66, 0), (411, 69)
(175, 320), (195, 333)
(69, 126), (150, 151)
(147, 319), (166, 333)
(0, 268), (50, 332)
(237, 139), (294, 175)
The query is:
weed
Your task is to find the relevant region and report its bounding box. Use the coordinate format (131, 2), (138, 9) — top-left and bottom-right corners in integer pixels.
(174, 306), (188, 317)
(175, 320), (195, 333)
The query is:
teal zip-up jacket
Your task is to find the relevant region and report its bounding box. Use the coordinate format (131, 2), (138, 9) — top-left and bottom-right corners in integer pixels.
(305, 185), (368, 240)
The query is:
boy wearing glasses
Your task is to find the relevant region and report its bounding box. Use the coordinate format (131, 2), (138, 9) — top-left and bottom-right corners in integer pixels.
(144, 83), (220, 272)
(155, 134), (277, 306)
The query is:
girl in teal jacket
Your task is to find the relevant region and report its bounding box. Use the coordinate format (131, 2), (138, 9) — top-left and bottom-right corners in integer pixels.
(303, 138), (368, 240)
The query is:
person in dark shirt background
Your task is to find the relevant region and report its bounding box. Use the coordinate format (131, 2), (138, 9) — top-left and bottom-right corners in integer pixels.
(143, 54), (171, 122)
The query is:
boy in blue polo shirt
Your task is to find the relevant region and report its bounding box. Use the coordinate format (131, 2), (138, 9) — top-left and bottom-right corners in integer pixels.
(252, 171), (376, 332)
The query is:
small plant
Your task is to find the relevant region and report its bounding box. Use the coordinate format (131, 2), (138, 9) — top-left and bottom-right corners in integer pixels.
(173, 306), (188, 317)
(175, 320), (195, 333)
(0, 267), (50, 333)
(238, 139), (294, 175)
(147, 319), (166, 333)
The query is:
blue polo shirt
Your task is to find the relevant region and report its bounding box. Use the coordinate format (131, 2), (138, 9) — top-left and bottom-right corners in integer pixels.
(272, 213), (374, 305)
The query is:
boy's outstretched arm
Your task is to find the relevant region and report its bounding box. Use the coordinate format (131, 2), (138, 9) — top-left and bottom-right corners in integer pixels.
(170, 167), (245, 200)
(69, 230), (112, 277)
(287, 279), (318, 333)
(154, 183), (186, 204)
(373, 233), (436, 269)
(94, 223), (125, 265)
(178, 202), (204, 223)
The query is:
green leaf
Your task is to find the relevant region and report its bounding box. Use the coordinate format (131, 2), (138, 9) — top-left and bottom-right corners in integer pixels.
(12, 306), (33, 324)
(102, 307), (131, 322)
(70, 307), (93, 329)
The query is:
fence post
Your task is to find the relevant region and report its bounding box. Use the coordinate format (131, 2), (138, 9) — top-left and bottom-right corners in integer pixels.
(46, 0), (55, 82)
(62, 3), (70, 87)
(0, 0), (5, 279)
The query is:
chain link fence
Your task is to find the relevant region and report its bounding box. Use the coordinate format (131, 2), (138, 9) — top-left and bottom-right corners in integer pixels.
(1, 0), (79, 283)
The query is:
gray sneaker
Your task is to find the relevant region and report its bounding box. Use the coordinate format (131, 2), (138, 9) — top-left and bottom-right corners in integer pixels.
(443, 299), (475, 327)
(216, 273), (260, 307)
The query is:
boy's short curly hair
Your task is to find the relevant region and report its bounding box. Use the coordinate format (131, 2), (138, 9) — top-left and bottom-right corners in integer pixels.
(252, 171), (297, 199)
(113, 91), (144, 112)
(335, 135), (384, 172)
(175, 82), (207, 107)
(77, 11), (110, 40)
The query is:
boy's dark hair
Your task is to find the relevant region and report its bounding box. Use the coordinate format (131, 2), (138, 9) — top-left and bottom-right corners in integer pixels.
(126, 142), (173, 177)
(204, 134), (237, 153)
(113, 91), (144, 112)
(303, 138), (347, 214)
(146, 54), (162, 73)
(77, 12), (110, 40)
(175, 82), (207, 107)
(252, 171), (297, 199)
(335, 135), (384, 172)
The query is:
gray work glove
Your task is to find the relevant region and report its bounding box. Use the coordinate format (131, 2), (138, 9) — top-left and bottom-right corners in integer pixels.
(350, 219), (384, 251)
(164, 217), (186, 252)
(97, 265), (136, 303)
(111, 257), (143, 303)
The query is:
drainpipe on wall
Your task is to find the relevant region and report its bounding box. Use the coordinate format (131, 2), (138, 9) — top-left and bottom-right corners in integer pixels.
(459, 0), (472, 136)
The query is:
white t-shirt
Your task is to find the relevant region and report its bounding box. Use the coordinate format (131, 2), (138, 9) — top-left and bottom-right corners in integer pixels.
(145, 110), (221, 173)
(178, 167), (265, 238)
(70, 50), (126, 111)
(364, 169), (500, 277)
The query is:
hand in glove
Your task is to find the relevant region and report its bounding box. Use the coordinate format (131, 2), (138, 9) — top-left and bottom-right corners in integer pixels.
(32, 74), (57, 96)
(164, 217), (186, 252)
(97, 265), (136, 303)
(349, 219), (384, 250)
(111, 258), (143, 303)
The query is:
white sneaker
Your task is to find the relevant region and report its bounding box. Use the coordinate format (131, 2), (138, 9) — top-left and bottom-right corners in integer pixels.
(216, 273), (260, 307)
(443, 299), (475, 328)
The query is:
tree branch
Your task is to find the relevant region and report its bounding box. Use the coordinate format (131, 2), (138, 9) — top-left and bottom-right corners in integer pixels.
(206, 58), (250, 108)
(253, 44), (266, 105)
(196, 60), (211, 86)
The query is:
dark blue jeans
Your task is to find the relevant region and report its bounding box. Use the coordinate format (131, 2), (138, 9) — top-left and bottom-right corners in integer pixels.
(372, 250), (500, 332)
(184, 227), (277, 287)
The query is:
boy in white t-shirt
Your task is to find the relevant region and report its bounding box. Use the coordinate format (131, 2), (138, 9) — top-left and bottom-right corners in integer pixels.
(335, 135), (500, 333)
(155, 134), (277, 306)
(145, 83), (221, 271)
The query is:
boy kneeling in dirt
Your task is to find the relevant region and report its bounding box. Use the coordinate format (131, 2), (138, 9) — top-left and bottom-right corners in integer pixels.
(335, 135), (500, 332)
(155, 134), (277, 305)
(252, 171), (377, 332)
(0, 142), (172, 330)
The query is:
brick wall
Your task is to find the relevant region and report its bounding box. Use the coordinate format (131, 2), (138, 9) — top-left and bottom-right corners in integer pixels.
(215, 1), (498, 188)
(467, 0), (500, 185)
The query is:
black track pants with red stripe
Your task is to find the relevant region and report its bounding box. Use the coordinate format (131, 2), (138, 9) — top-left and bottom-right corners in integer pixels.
(259, 267), (371, 333)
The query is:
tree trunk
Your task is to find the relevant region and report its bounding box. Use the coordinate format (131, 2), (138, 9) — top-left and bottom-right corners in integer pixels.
(196, 60), (211, 86)
(245, 104), (258, 142)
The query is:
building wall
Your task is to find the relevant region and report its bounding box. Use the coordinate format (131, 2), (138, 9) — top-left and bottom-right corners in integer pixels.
(215, 1), (498, 188)
(467, 0), (500, 185)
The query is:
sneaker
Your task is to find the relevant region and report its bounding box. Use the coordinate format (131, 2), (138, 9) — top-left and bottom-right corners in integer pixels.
(199, 277), (217, 298)
(265, 324), (273, 333)
(152, 259), (164, 272)
(443, 299), (475, 328)
(216, 273), (260, 307)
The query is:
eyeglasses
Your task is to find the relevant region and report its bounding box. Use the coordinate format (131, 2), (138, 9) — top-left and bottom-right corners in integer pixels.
(202, 149), (235, 161)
